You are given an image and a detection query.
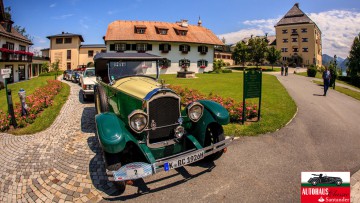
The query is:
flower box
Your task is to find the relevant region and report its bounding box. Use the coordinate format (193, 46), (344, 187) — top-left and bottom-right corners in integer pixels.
(199, 65), (206, 69)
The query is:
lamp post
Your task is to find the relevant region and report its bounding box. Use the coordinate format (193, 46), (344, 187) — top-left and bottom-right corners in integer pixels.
(333, 55), (337, 89)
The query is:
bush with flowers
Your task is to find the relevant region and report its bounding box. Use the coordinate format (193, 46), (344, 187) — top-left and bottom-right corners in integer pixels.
(169, 85), (258, 123)
(0, 80), (62, 132)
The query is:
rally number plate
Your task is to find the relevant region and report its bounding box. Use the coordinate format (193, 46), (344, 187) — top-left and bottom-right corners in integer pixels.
(164, 150), (204, 171)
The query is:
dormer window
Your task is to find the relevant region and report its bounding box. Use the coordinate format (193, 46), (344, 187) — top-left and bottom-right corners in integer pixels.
(135, 25), (147, 34)
(179, 44), (190, 54)
(198, 46), (208, 54)
(159, 44), (171, 53)
(174, 27), (188, 36)
(156, 26), (169, 35)
(179, 31), (187, 36)
(160, 29), (167, 35)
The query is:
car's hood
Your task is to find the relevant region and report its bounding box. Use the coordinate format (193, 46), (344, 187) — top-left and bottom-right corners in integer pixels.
(83, 77), (97, 84)
(112, 77), (161, 99)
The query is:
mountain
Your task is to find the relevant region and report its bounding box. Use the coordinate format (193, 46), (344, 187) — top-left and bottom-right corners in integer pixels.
(322, 54), (344, 68)
(340, 58), (348, 71)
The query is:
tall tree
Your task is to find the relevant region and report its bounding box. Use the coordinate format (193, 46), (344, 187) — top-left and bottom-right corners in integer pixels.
(347, 32), (360, 77)
(266, 46), (281, 70)
(248, 37), (268, 67)
(232, 41), (249, 67)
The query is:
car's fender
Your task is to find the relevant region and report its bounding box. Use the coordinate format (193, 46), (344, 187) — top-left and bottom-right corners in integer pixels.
(199, 100), (230, 125)
(95, 112), (137, 154)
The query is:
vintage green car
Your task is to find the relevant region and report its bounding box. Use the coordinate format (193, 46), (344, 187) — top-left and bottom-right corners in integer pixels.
(93, 53), (233, 191)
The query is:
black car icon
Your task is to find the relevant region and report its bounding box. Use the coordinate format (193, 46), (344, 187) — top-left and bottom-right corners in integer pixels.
(308, 174), (342, 186)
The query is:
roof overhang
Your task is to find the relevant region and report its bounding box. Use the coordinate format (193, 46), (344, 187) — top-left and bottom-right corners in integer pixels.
(94, 52), (165, 61)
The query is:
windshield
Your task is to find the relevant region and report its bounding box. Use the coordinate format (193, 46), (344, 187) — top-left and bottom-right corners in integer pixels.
(108, 61), (156, 81)
(84, 69), (95, 77)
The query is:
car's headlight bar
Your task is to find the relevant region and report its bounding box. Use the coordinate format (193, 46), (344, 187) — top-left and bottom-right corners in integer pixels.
(187, 102), (204, 122)
(128, 110), (148, 133)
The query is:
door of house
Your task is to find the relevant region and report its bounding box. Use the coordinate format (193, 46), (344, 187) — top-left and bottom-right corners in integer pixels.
(18, 65), (25, 80)
(5, 65), (14, 83)
(67, 63), (71, 70)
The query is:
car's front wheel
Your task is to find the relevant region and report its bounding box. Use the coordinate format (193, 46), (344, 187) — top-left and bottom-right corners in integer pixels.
(104, 152), (126, 193)
(336, 180), (342, 186)
(95, 85), (109, 114)
(203, 123), (225, 161)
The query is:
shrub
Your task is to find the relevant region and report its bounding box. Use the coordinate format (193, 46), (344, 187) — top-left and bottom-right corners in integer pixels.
(307, 66), (317, 77)
(39, 71), (58, 76)
(0, 81), (4, 90)
(222, 69), (232, 73)
(338, 76), (351, 82)
(350, 75), (360, 87)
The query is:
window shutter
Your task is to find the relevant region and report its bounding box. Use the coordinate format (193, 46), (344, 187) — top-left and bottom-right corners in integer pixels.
(110, 44), (115, 51)
(197, 61), (201, 67)
(132, 44), (136, 50)
(168, 44), (171, 51)
(198, 46), (201, 52)
(159, 44), (164, 51)
(205, 46), (208, 52)
(147, 44), (152, 51)
(205, 60), (208, 66)
(126, 44), (131, 50)
(188, 45), (191, 52)
(179, 45), (183, 51)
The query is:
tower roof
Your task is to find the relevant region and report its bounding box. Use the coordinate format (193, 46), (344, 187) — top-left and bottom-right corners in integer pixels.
(275, 3), (314, 26)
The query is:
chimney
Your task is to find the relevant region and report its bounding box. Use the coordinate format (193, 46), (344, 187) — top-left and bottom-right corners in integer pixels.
(62, 31), (65, 34)
(180, 19), (188, 27)
(295, 3), (299, 8)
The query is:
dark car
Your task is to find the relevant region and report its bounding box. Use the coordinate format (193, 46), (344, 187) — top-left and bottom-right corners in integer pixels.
(308, 174), (342, 186)
(93, 53), (233, 192)
(63, 70), (73, 81)
(71, 71), (82, 83)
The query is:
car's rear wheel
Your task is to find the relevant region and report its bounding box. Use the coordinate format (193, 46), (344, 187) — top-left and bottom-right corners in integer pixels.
(336, 180), (342, 186)
(95, 85), (109, 114)
(311, 180), (318, 186)
(203, 123), (225, 162)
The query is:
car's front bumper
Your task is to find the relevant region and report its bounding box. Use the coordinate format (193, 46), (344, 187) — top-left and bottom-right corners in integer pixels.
(82, 89), (94, 95)
(106, 136), (234, 181)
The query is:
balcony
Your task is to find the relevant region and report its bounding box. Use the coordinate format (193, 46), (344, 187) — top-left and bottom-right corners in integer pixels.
(0, 49), (33, 62)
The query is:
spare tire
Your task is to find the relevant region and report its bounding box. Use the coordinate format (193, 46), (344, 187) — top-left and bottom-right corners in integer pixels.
(95, 85), (109, 114)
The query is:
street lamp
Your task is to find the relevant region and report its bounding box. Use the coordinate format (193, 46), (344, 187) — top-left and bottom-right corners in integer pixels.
(333, 55), (337, 89)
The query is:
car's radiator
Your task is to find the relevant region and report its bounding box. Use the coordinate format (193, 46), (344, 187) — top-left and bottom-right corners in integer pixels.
(148, 95), (180, 144)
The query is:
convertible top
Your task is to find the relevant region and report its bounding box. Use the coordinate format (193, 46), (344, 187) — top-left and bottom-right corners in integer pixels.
(94, 52), (164, 61)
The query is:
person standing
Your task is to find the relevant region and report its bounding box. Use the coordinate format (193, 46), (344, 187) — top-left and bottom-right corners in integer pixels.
(281, 65), (284, 76)
(285, 65), (289, 76)
(322, 67), (331, 96)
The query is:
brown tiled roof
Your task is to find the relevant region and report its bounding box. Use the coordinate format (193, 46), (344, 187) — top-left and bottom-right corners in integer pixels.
(0, 24), (33, 45)
(105, 20), (223, 45)
(275, 3), (314, 26)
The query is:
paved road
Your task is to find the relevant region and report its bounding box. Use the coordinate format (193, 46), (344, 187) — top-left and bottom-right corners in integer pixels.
(0, 73), (360, 202)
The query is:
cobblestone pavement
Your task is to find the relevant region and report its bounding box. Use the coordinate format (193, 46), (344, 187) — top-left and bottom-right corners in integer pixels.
(351, 171), (360, 202)
(0, 79), (117, 202)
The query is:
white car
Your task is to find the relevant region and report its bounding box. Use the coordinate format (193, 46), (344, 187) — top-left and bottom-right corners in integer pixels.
(80, 67), (96, 101)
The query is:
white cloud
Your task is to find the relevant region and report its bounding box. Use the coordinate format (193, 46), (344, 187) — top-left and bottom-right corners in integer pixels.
(107, 10), (118, 15)
(33, 36), (47, 44)
(219, 10), (360, 58)
(49, 3), (56, 8)
(79, 19), (89, 29)
(52, 14), (74, 20)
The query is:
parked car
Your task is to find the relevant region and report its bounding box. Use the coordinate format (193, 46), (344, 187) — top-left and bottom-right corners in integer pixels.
(93, 53), (233, 192)
(71, 71), (82, 83)
(308, 174), (342, 186)
(80, 67), (96, 101)
(63, 70), (74, 81)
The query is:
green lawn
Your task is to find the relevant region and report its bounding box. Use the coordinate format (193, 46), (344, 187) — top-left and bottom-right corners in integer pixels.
(313, 80), (360, 101)
(159, 72), (297, 136)
(228, 66), (281, 72)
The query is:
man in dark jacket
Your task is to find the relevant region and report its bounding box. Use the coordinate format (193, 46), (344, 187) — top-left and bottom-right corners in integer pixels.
(322, 67), (331, 96)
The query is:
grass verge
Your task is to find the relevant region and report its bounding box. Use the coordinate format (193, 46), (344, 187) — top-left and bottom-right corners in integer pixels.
(313, 80), (360, 101)
(159, 72), (297, 136)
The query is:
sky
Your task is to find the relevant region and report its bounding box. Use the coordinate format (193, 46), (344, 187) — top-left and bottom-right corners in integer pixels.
(4, 0), (360, 59)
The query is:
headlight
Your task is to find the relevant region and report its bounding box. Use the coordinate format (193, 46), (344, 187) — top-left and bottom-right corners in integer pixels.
(187, 102), (204, 122)
(128, 110), (148, 133)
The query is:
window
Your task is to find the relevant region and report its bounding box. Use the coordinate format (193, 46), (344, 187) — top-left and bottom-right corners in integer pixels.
(197, 60), (208, 67)
(198, 46), (208, 54)
(64, 38), (72, 44)
(136, 28), (146, 34)
(19, 45), (26, 51)
(302, 38), (308, 42)
(281, 48), (288, 52)
(67, 50), (71, 60)
(67, 62), (71, 70)
(179, 59), (190, 67)
(179, 45), (190, 53)
(56, 38), (63, 44)
(115, 43), (126, 52)
(302, 48), (308, 52)
(6, 42), (14, 50)
(283, 39), (288, 43)
(88, 50), (94, 57)
(179, 31), (187, 36)
(282, 29), (288, 34)
(292, 29), (297, 34)
(293, 48), (298, 52)
(101, 49), (106, 53)
(136, 43), (147, 52)
(159, 59), (171, 68)
(301, 28), (307, 33)
(159, 29), (168, 35)
(292, 38), (298, 42)
(282, 57), (287, 61)
(159, 44), (171, 53)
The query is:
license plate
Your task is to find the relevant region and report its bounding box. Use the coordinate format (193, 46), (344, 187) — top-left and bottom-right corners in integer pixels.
(164, 150), (204, 171)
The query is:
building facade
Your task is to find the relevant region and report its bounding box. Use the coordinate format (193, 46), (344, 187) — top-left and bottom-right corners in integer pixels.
(275, 3), (322, 66)
(47, 32), (105, 70)
(0, 0), (33, 84)
(103, 19), (223, 74)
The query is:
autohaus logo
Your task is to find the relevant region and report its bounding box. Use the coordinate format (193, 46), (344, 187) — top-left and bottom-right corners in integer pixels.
(301, 172), (350, 203)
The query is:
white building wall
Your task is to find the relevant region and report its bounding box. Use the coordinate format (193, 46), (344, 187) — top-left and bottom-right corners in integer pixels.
(106, 41), (214, 75)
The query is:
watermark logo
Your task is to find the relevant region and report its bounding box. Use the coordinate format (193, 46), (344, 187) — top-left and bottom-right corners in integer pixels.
(301, 172), (350, 203)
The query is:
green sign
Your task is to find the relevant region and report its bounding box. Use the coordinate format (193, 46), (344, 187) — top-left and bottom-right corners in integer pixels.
(243, 68), (262, 124)
(244, 69), (262, 98)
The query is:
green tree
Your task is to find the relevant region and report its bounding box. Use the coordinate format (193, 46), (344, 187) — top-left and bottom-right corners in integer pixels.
(232, 41), (249, 67)
(41, 62), (50, 73)
(51, 60), (60, 74)
(266, 46), (281, 70)
(213, 59), (226, 73)
(248, 37), (268, 67)
(347, 33), (360, 77)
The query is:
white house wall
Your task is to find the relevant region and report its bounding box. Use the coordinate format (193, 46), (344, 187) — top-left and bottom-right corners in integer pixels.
(106, 41), (214, 75)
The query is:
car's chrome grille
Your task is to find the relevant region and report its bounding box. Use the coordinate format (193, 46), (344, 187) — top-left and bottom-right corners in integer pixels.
(148, 95), (180, 144)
